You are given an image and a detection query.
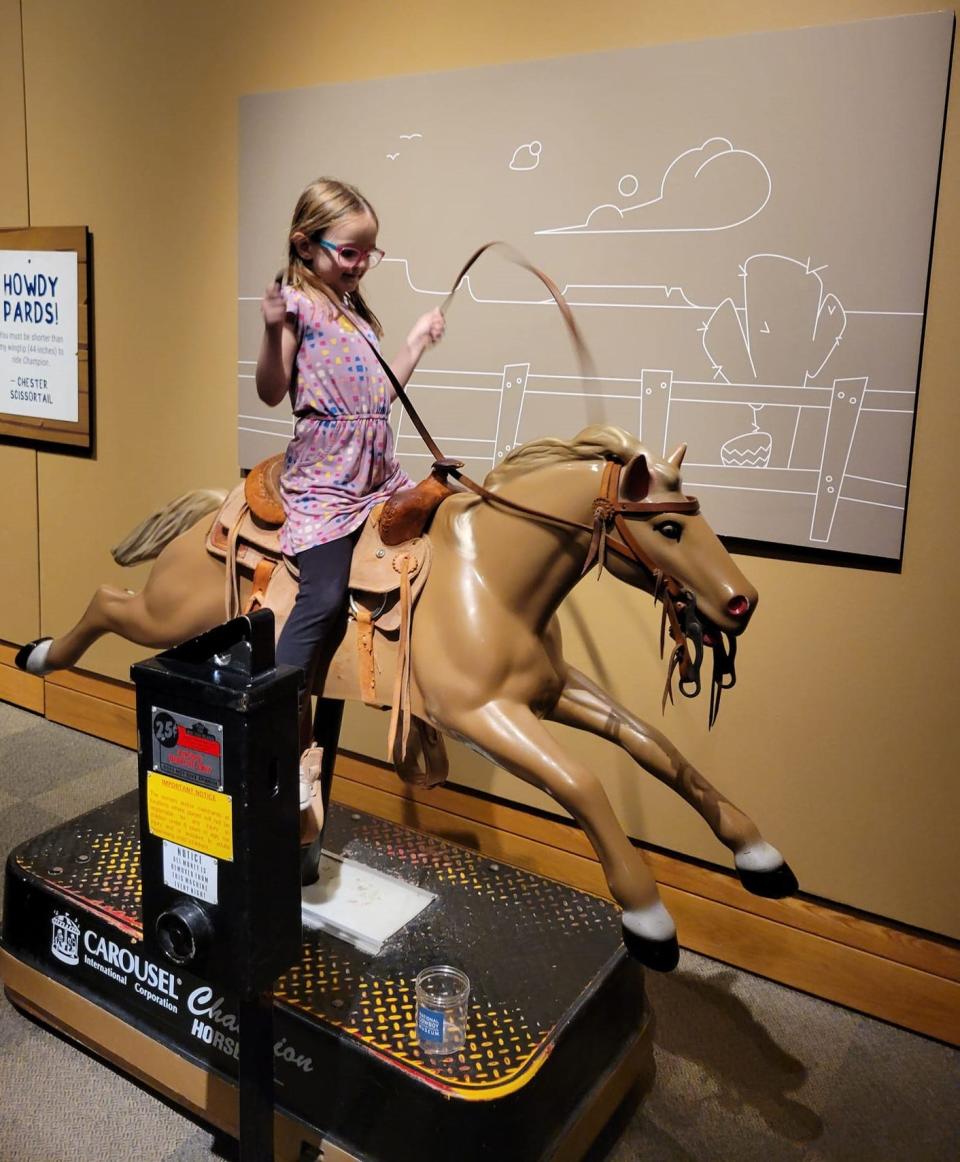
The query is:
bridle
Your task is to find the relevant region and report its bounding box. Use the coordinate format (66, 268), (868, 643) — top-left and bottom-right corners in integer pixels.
(340, 243), (739, 724)
(581, 459), (739, 727)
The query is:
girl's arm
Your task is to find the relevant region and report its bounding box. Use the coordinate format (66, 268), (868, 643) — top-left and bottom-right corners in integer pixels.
(256, 283), (299, 406)
(389, 308), (445, 398)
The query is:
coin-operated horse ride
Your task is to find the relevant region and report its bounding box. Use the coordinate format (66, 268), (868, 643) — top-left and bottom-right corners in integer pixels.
(4, 423), (800, 1159)
(14, 424), (797, 971)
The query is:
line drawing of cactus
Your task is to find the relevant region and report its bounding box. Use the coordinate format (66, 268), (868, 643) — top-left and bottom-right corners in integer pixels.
(701, 253), (846, 385)
(700, 254), (847, 466)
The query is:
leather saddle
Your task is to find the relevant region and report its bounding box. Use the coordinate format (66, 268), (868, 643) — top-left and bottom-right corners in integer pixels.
(243, 452), (461, 546)
(205, 455), (455, 786)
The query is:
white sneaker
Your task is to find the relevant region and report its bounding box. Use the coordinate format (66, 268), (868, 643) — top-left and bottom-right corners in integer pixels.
(299, 744), (324, 843)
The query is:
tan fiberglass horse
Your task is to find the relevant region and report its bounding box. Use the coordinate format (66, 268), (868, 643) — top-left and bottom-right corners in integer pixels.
(16, 425), (797, 971)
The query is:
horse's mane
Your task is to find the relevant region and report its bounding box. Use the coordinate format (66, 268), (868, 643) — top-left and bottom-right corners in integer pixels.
(483, 425), (649, 489)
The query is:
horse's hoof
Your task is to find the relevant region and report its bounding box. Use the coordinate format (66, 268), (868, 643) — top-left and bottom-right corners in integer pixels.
(738, 862), (799, 899)
(621, 925), (680, 972)
(300, 834), (323, 887)
(14, 637), (53, 675)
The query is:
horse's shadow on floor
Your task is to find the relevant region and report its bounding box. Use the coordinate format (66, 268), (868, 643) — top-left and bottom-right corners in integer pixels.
(644, 963), (823, 1143)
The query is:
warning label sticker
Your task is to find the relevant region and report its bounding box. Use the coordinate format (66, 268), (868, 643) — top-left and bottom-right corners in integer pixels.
(151, 707), (223, 790)
(147, 772), (233, 861)
(162, 841), (219, 905)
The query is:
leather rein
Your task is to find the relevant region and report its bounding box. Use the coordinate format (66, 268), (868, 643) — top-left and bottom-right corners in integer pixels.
(341, 242), (738, 724)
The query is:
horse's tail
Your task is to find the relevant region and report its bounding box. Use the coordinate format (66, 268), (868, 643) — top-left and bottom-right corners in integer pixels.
(111, 489), (227, 566)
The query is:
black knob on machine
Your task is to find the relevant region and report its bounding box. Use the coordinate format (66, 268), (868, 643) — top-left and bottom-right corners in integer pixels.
(155, 899), (214, 967)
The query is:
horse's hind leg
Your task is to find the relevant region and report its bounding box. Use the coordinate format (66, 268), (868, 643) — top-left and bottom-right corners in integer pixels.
(548, 667), (798, 899)
(441, 698), (679, 971)
(31, 517), (226, 674)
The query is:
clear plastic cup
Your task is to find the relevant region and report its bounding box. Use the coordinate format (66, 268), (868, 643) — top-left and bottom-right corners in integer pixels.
(415, 965), (470, 1055)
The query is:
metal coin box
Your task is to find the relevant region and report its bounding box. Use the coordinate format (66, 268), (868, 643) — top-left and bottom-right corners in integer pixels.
(131, 611), (302, 994)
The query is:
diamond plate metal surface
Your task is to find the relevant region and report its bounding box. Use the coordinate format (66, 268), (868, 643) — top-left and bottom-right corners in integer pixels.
(11, 793), (629, 1094)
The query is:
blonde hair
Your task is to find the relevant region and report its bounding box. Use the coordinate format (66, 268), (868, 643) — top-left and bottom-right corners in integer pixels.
(284, 177), (383, 337)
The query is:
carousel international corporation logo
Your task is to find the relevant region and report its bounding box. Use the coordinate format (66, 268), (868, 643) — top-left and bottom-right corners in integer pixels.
(50, 911), (81, 965)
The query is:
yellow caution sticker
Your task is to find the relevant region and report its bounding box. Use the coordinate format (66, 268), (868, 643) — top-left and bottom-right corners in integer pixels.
(146, 771), (234, 862)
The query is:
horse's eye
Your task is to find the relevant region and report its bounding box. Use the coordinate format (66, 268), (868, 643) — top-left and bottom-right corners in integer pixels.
(656, 521), (682, 541)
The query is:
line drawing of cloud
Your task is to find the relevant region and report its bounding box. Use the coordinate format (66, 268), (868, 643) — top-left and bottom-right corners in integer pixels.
(536, 138), (771, 234)
(510, 141), (542, 171)
(400, 133), (423, 140)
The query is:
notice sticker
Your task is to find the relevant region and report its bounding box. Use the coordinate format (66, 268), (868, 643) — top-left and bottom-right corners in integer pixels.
(151, 707), (223, 790)
(147, 772), (233, 861)
(162, 841), (218, 905)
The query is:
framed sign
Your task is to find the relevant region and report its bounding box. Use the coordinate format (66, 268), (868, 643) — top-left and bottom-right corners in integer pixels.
(0, 225), (92, 452)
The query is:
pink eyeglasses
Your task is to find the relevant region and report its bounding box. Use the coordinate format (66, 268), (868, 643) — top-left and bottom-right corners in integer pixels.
(318, 240), (386, 269)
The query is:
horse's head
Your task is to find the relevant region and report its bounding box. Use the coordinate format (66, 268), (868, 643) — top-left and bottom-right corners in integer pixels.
(598, 444), (757, 637)
(481, 426), (755, 721)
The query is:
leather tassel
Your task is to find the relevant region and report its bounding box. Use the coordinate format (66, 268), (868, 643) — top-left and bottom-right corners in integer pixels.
(582, 514), (603, 577)
(661, 647), (680, 713)
(399, 558), (413, 755)
(388, 555), (415, 763)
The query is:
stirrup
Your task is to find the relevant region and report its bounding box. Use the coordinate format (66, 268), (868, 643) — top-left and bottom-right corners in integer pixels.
(299, 744), (325, 845)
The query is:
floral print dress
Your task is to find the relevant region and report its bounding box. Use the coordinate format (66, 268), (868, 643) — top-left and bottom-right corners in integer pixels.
(278, 286), (412, 558)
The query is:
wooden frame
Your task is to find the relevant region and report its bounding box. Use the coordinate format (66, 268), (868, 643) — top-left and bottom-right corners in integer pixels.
(1, 649), (958, 1046)
(0, 225), (92, 452)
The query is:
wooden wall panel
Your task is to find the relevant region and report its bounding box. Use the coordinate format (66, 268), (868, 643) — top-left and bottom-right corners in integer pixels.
(0, 2), (40, 645)
(0, 0), (27, 225)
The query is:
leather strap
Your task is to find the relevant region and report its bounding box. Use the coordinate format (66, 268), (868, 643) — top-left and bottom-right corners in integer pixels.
(386, 553), (415, 763)
(247, 557), (277, 614)
(355, 605), (377, 704)
(225, 502), (247, 619)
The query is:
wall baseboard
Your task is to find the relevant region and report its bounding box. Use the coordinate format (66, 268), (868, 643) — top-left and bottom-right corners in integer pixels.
(2, 651), (957, 1045)
(0, 644), (44, 714)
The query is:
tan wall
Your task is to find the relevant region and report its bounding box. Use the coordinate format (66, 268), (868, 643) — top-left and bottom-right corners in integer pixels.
(4, 0), (959, 938)
(0, 0), (40, 647)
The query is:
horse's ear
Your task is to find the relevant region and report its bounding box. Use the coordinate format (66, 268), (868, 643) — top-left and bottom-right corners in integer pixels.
(667, 443), (687, 470)
(621, 453), (652, 501)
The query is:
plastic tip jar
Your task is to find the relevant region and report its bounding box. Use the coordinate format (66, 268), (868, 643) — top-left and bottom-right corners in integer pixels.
(415, 965), (470, 1055)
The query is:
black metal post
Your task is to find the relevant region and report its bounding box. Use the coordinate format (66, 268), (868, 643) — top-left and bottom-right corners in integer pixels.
(132, 611), (303, 1162)
(239, 989), (277, 1162)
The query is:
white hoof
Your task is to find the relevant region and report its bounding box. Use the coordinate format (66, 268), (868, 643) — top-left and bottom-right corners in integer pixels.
(622, 900), (677, 942)
(735, 840), (784, 873)
(21, 638), (54, 676)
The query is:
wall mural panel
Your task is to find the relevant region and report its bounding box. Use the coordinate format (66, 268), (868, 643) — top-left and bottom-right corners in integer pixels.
(238, 11), (953, 560)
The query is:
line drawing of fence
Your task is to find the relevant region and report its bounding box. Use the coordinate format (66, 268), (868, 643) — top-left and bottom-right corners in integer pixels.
(396, 364), (909, 548)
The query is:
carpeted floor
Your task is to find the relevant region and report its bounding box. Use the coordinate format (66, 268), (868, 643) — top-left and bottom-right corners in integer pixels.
(0, 700), (957, 1162)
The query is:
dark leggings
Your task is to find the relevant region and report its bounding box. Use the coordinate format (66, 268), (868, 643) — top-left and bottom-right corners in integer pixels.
(275, 531), (359, 696)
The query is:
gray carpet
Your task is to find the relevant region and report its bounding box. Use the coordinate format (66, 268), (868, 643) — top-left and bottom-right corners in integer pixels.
(0, 700), (957, 1162)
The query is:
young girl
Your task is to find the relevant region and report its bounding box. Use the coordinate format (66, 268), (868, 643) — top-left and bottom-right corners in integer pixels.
(256, 177), (444, 830)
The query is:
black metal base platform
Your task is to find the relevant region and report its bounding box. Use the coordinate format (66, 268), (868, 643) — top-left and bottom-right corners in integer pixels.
(1, 794), (651, 1161)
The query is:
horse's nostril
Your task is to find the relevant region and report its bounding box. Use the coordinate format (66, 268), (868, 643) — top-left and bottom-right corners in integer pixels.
(727, 595), (750, 618)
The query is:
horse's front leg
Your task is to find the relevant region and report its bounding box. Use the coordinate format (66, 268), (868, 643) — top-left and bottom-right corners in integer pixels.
(547, 667), (798, 899)
(442, 698), (680, 971)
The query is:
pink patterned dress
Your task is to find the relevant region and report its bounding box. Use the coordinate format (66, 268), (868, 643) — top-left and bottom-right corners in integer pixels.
(279, 287), (412, 557)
